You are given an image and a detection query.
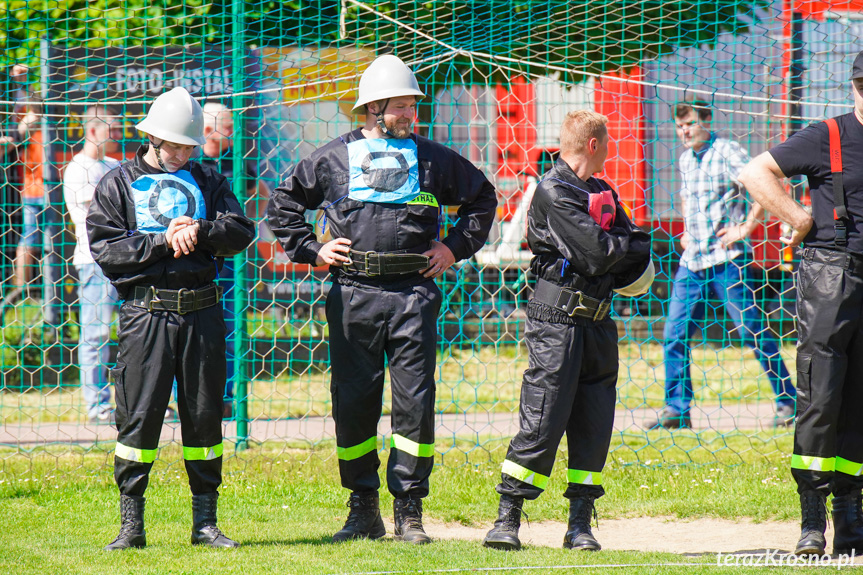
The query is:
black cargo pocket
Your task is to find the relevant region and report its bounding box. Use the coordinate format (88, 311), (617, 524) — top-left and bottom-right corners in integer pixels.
(796, 261), (824, 300)
(110, 364), (127, 420)
(330, 385), (342, 435)
(517, 383), (546, 442)
(337, 198), (365, 215)
(795, 354), (811, 416)
(406, 203), (439, 223)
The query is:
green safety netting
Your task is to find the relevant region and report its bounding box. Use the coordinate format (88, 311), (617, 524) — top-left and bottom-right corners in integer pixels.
(0, 1), (857, 474)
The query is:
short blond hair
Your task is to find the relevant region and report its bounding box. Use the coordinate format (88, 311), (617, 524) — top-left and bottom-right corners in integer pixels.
(560, 110), (608, 155)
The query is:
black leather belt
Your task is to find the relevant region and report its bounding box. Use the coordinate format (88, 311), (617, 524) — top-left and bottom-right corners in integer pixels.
(345, 249), (430, 277)
(128, 284), (222, 315)
(532, 278), (612, 321)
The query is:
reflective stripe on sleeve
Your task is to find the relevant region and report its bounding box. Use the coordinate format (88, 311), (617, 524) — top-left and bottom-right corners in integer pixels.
(567, 469), (603, 486)
(337, 436), (378, 461)
(791, 454), (835, 472)
(183, 443), (224, 461)
(391, 434), (435, 458)
(501, 459), (549, 490)
(115, 442), (157, 463)
(835, 457), (863, 477)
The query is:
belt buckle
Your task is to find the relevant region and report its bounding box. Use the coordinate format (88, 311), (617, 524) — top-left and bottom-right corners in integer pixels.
(365, 251), (381, 276)
(559, 289), (589, 318)
(177, 288), (194, 315)
(593, 298), (611, 321)
(146, 286), (162, 313)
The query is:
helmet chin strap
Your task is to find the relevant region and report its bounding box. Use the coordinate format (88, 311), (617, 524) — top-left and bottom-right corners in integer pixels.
(147, 136), (171, 172)
(374, 99), (394, 138)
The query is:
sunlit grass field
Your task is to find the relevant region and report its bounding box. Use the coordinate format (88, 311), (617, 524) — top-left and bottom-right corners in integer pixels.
(1, 435), (809, 575)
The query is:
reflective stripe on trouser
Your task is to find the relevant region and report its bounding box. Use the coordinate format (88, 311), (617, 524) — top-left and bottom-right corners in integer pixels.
(115, 442), (223, 463)
(115, 442), (157, 463)
(568, 469), (603, 486)
(793, 253), (863, 496)
(327, 280), (441, 498)
(497, 316), (617, 501)
(337, 436), (379, 461)
(112, 302), (227, 497)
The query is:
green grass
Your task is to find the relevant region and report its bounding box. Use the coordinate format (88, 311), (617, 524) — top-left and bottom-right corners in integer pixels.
(0, 437), (832, 575)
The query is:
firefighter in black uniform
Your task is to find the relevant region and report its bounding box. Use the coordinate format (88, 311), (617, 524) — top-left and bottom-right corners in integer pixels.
(87, 87), (256, 550)
(266, 55), (496, 544)
(482, 110), (653, 552)
(739, 51), (863, 557)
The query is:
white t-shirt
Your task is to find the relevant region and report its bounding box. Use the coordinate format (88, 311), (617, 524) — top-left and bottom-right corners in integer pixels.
(63, 152), (120, 266)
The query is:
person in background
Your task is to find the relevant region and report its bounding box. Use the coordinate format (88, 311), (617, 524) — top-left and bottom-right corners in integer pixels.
(200, 102), (269, 419)
(12, 99), (48, 304)
(63, 105), (121, 424)
(647, 100), (796, 430)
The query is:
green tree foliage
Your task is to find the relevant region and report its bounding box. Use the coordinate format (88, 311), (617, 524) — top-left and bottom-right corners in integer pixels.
(0, 0), (341, 68)
(1, 0), (766, 86)
(0, 0), (767, 138)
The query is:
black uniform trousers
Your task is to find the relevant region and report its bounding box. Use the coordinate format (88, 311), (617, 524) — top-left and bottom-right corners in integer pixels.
(497, 316), (618, 501)
(112, 302), (227, 497)
(326, 279), (442, 498)
(793, 248), (863, 496)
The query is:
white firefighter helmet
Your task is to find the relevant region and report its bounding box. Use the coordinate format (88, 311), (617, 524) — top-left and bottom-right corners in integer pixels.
(136, 87), (206, 146)
(352, 55), (425, 112)
(614, 258), (656, 297)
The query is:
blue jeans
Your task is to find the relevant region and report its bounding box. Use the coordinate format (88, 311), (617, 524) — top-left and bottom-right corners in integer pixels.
(76, 263), (118, 417)
(19, 198), (46, 248)
(662, 258), (796, 416)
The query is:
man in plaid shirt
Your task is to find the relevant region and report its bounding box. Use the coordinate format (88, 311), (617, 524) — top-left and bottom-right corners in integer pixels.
(646, 100), (796, 430)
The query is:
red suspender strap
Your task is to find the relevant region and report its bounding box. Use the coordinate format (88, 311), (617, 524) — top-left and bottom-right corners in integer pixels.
(825, 117), (848, 247)
(827, 117), (843, 173)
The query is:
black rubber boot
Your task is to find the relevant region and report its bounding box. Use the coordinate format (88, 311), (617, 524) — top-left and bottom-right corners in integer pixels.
(563, 496), (601, 551)
(833, 491), (863, 555)
(795, 491), (827, 556)
(482, 494), (524, 551)
(332, 491), (386, 542)
(393, 496), (432, 544)
(191, 493), (240, 548)
(104, 495), (146, 550)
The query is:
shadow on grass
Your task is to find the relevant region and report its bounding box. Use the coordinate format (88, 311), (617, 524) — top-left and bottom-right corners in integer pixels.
(240, 535), (335, 546)
(241, 536), (436, 547)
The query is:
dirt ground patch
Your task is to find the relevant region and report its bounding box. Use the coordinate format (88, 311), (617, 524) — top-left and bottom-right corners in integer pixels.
(401, 517), (863, 561)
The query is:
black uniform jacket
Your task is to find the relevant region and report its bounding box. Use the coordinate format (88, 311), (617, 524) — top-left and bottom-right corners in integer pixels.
(527, 158), (651, 323)
(266, 129), (497, 287)
(87, 145), (256, 299)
